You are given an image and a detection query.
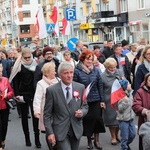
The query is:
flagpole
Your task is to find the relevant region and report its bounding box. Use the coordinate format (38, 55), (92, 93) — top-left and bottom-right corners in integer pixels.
(68, 0), (74, 37)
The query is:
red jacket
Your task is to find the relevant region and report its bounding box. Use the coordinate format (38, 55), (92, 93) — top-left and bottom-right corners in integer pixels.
(0, 77), (14, 110)
(132, 82), (150, 129)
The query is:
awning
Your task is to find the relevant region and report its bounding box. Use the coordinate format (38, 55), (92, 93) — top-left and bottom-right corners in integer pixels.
(129, 21), (141, 26)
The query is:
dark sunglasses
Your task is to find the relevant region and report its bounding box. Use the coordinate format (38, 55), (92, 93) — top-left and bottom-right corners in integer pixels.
(23, 56), (31, 60)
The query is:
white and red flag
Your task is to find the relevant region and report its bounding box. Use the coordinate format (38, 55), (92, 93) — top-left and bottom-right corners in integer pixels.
(62, 17), (70, 35)
(82, 81), (94, 102)
(120, 57), (125, 65)
(50, 2), (59, 37)
(111, 79), (126, 109)
(35, 6), (47, 39)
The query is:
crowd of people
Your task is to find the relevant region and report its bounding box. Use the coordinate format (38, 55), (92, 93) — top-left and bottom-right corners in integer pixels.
(0, 38), (150, 150)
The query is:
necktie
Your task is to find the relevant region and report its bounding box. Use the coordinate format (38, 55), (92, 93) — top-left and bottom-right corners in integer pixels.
(66, 87), (70, 104)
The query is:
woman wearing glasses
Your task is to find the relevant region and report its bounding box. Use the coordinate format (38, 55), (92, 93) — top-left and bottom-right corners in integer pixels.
(9, 48), (41, 148)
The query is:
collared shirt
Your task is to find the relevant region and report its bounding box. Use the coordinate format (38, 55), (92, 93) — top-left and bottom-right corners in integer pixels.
(61, 81), (73, 100)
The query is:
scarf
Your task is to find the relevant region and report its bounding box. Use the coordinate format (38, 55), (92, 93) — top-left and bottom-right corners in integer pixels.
(144, 59), (150, 72)
(9, 54), (37, 82)
(80, 62), (93, 74)
(21, 59), (37, 72)
(42, 75), (60, 85)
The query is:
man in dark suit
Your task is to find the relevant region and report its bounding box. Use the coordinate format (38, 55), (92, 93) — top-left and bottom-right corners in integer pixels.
(103, 39), (114, 59)
(44, 62), (88, 150)
(71, 40), (83, 61)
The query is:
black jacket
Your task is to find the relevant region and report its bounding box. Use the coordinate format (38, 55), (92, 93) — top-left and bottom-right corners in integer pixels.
(71, 48), (81, 61)
(102, 47), (114, 59)
(34, 58), (59, 89)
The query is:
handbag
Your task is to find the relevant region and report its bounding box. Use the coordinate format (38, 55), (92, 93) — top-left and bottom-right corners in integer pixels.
(6, 98), (16, 109)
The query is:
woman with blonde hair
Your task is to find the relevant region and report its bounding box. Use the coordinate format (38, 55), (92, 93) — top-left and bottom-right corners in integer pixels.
(33, 62), (59, 149)
(62, 51), (77, 68)
(134, 45), (150, 95)
(0, 64), (14, 150)
(101, 58), (124, 145)
(9, 48), (41, 148)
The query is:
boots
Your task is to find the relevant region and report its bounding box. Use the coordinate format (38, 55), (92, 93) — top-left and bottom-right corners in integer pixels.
(25, 134), (31, 147)
(35, 133), (41, 148)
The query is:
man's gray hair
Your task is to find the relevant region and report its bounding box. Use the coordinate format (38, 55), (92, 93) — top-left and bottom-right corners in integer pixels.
(76, 40), (82, 46)
(58, 62), (74, 75)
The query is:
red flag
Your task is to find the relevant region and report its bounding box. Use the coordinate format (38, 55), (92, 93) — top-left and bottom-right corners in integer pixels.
(62, 17), (70, 35)
(111, 79), (126, 109)
(120, 57), (125, 65)
(82, 81), (94, 102)
(50, 2), (59, 37)
(35, 6), (47, 39)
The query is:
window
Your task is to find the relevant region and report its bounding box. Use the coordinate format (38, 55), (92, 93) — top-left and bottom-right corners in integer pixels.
(22, 0), (30, 4)
(23, 11), (31, 18)
(137, 0), (145, 9)
(96, 4), (100, 12)
(80, 8), (83, 16)
(120, 0), (127, 12)
(103, 3), (109, 11)
(20, 25), (30, 34)
(38, 0), (40, 4)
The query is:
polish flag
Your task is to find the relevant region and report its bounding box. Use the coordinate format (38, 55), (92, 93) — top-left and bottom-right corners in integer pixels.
(120, 57), (125, 65)
(82, 81), (94, 102)
(50, 2), (59, 37)
(62, 17), (70, 35)
(35, 6), (47, 39)
(111, 79), (126, 109)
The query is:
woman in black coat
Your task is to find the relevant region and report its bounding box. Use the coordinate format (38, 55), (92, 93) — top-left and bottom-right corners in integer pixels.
(9, 48), (41, 148)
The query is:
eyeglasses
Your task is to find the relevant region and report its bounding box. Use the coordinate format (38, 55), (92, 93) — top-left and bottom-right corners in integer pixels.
(23, 56), (31, 60)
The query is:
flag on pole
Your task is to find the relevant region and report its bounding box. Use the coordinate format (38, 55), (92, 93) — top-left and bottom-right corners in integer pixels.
(111, 79), (126, 109)
(35, 6), (47, 39)
(82, 81), (94, 102)
(62, 17), (70, 35)
(50, 2), (59, 37)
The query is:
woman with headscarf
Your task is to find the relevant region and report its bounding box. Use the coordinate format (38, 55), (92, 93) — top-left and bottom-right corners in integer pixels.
(9, 48), (41, 148)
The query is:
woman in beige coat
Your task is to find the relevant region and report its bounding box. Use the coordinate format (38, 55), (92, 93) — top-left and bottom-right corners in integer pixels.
(33, 62), (59, 149)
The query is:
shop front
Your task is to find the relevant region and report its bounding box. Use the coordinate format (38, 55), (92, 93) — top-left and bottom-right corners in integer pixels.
(128, 9), (150, 43)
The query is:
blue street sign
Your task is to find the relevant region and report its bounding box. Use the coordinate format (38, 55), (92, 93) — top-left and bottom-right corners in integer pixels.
(67, 37), (78, 51)
(46, 24), (55, 33)
(66, 8), (76, 21)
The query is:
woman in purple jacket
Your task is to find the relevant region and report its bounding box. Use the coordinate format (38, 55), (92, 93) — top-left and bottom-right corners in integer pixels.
(133, 72), (150, 150)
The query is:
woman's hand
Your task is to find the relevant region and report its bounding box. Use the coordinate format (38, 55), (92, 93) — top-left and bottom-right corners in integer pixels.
(100, 102), (106, 109)
(34, 113), (40, 119)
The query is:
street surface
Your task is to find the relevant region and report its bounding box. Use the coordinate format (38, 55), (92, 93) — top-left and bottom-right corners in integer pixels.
(4, 109), (138, 150)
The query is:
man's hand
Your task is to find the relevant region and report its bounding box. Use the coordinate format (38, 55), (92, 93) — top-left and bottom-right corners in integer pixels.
(48, 134), (56, 145)
(75, 109), (83, 118)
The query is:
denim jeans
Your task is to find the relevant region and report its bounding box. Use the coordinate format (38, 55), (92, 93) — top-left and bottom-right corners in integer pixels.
(119, 119), (136, 150)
